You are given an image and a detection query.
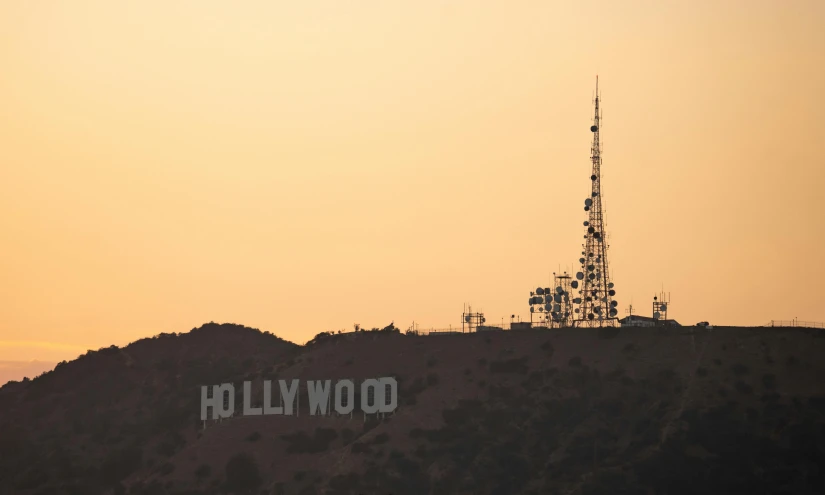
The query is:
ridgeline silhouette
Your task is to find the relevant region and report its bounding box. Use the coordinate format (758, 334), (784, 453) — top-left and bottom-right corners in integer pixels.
(0, 322), (823, 494)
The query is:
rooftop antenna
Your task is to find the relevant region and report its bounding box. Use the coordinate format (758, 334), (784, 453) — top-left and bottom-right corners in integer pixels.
(652, 291), (670, 323)
(463, 303), (485, 333)
(574, 75), (619, 327)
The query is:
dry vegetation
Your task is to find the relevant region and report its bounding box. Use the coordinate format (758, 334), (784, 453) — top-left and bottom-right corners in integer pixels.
(0, 323), (824, 494)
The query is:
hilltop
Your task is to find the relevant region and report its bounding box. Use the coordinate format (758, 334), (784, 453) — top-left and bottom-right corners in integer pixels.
(0, 323), (823, 494)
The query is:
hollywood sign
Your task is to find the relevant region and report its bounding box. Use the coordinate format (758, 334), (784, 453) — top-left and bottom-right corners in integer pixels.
(200, 377), (397, 420)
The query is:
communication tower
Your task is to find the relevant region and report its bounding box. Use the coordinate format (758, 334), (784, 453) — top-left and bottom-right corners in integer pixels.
(527, 272), (574, 328)
(462, 304), (485, 333)
(574, 77), (619, 327)
(528, 286), (552, 327)
(551, 272), (574, 327)
(652, 292), (670, 323)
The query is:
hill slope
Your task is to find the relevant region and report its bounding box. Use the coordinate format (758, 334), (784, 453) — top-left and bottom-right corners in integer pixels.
(1, 324), (824, 494)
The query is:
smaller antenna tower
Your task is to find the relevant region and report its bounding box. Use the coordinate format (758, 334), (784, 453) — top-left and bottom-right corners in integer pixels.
(462, 304), (485, 333)
(652, 292), (670, 324)
(528, 287), (552, 327)
(551, 271), (574, 327)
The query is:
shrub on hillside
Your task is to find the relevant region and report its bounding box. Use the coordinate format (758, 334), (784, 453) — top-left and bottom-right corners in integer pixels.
(194, 464), (211, 479)
(371, 433), (390, 444)
(224, 453), (261, 494)
(735, 381), (753, 394)
(281, 428), (338, 454)
(158, 462), (175, 476)
(732, 363), (749, 376)
(351, 442), (371, 454)
(100, 445), (143, 486)
(490, 358), (529, 374)
(329, 473), (360, 491)
(340, 428), (355, 445)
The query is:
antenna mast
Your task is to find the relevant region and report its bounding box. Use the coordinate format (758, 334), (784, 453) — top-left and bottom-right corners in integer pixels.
(574, 76), (619, 327)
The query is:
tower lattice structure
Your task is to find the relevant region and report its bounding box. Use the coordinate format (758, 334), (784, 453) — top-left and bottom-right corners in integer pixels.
(574, 77), (618, 327)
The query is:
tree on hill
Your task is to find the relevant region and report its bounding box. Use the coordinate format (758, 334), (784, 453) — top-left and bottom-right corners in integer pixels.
(224, 453), (261, 494)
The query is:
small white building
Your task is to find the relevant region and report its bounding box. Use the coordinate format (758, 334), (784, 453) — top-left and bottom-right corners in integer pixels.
(619, 315), (657, 327)
(619, 315), (681, 327)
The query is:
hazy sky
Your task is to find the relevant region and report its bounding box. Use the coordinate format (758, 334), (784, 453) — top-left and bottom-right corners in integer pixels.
(1, 1), (823, 377)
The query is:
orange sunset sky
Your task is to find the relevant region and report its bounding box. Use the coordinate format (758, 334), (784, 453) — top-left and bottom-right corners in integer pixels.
(1, 1), (824, 383)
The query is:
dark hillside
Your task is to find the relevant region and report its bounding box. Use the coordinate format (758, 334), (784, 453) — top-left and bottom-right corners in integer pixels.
(0, 324), (823, 494)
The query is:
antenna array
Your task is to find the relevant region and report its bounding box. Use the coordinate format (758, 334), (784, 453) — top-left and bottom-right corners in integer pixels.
(573, 76), (619, 327)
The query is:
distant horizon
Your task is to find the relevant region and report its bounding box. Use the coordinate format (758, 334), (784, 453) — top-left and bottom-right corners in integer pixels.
(2, 1), (823, 379)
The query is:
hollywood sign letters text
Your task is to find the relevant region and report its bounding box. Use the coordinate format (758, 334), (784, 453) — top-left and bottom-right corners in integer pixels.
(200, 377), (397, 420)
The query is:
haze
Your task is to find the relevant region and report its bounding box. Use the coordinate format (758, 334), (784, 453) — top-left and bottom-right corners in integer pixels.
(1, 1), (823, 383)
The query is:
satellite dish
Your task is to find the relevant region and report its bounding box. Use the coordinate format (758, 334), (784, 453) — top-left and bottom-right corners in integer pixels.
(556, 286), (563, 294)
(465, 316), (471, 323)
(654, 311), (661, 319)
(588, 226), (595, 234)
(530, 307), (535, 313)
(589, 273), (595, 280)
(584, 206), (590, 211)
(545, 303), (552, 311)
(573, 297), (582, 304)
(660, 304), (667, 311)
(574, 308), (580, 313)
(553, 294), (562, 303)
(585, 198), (593, 207)
(576, 272), (584, 280)
(583, 221), (589, 227)
(579, 257), (585, 263)
(571, 281), (579, 289)
(553, 304), (561, 312)
(537, 287), (544, 295)
(609, 308), (618, 316)
(610, 300), (618, 307)
(591, 175), (597, 181)
(608, 282), (614, 289)
(587, 264), (595, 271)
(539, 307), (544, 312)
